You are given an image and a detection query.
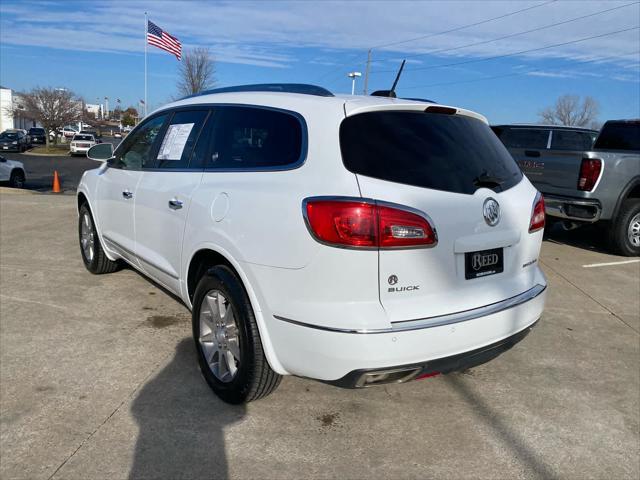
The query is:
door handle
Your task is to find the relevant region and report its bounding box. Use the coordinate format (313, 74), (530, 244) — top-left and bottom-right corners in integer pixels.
(168, 198), (183, 210)
(122, 190), (133, 199)
(525, 150), (541, 158)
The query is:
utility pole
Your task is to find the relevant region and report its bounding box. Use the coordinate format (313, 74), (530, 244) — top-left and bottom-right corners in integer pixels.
(363, 49), (372, 95)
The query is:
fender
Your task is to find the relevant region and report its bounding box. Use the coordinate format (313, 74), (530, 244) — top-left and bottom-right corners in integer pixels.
(611, 176), (640, 222)
(183, 242), (289, 376)
(76, 170), (119, 263)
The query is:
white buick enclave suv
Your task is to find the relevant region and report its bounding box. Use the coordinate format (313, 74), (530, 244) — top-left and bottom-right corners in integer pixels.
(77, 84), (547, 404)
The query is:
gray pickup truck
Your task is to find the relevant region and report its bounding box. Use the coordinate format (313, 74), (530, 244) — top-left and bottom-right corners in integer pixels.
(493, 121), (640, 256)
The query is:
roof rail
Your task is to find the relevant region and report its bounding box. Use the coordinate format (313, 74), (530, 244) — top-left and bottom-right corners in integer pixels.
(183, 83), (334, 99)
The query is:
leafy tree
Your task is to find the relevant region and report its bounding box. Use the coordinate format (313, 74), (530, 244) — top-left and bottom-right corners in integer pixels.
(539, 94), (599, 127)
(122, 107), (138, 127)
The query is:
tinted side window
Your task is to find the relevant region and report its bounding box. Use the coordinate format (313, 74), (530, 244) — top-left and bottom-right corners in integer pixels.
(551, 130), (594, 151)
(594, 122), (640, 151)
(114, 114), (168, 169)
(208, 107), (303, 169)
(154, 109), (210, 169)
(502, 128), (549, 149)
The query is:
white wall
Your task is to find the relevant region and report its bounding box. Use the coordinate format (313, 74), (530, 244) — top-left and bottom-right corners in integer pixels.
(0, 88), (14, 132)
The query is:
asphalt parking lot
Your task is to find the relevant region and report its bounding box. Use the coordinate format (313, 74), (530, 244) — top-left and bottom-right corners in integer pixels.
(0, 137), (120, 193)
(0, 190), (638, 480)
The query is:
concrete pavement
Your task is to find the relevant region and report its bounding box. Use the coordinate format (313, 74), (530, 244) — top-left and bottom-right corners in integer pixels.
(0, 190), (638, 479)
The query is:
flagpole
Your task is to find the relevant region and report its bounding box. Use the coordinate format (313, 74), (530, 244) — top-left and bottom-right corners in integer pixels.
(144, 11), (148, 117)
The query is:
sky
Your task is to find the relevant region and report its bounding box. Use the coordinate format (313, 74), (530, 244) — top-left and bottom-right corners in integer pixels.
(0, 0), (639, 124)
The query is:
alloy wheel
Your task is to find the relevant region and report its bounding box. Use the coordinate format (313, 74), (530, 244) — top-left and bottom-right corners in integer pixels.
(80, 212), (95, 262)
(628, 213), (640, 248)
(198, 290), (241, 382)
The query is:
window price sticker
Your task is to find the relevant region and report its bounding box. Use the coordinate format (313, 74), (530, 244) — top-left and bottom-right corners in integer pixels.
(157, 123), (194, 160)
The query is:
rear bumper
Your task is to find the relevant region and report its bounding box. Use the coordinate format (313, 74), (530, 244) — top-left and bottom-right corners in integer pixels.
(545, 195), (602, 223)
(325, 320), (537, 388)
(267, 284), (546, 381)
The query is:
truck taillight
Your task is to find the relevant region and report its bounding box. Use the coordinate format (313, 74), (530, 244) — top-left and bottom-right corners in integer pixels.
(303, 198), (437, 249)
(529, 192), (545, 233)
(578, 158), (602, 191)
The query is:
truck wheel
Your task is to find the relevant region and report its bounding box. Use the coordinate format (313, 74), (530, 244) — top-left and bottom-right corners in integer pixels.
(192, 265), (281, 404)
(78, 203), (120, 273)
(608, 200), (640, 256)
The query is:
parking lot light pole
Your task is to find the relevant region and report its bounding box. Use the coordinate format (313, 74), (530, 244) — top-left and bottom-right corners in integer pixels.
(348, 72), (362, 95)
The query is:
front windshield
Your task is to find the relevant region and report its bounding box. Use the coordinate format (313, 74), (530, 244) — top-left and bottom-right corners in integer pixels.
(0, 133), (18, 140)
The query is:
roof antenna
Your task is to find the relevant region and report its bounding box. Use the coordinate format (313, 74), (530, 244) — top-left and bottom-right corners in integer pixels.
(371, 59), (406, 98)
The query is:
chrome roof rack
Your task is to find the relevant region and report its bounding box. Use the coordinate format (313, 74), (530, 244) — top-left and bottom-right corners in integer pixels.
(184, 83), (334, 99)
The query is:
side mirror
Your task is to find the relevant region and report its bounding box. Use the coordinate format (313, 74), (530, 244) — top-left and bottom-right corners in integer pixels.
(87, 143), (114, 162)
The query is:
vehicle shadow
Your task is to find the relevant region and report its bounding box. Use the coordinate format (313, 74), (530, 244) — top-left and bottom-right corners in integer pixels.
(543, 221), (611, 255)
(445, 374), (558, 480)
(129, 338), (244, 480)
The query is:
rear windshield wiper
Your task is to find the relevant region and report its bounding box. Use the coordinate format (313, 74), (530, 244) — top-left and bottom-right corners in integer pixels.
(473, 173), (505, 189)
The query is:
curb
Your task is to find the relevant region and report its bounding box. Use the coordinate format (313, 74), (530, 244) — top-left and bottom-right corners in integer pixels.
(22, 150), (71, 157)
(0, 187), (38, 195)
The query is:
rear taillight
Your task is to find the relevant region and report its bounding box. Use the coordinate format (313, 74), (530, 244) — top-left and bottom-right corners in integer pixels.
(577, 158), (602, 191)
(529, 192), (545, 233)
(304, 198), (437, 249)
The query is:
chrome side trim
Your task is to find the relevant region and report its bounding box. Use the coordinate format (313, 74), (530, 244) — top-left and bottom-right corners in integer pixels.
(274, 284), (546, 334)
(102, 235), (179, 280)
(103, 235), (137, 264)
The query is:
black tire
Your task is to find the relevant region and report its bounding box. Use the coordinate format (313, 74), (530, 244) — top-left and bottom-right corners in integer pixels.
(607, 200), (640, 256)
(192, 265), (281, 404)
(9, 169), (25, 188)
(78, 203), (120, 274)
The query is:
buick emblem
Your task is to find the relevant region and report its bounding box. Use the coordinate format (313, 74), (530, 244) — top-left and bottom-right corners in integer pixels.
(388, 275), (398, 285)
(483, 198), (500, 226)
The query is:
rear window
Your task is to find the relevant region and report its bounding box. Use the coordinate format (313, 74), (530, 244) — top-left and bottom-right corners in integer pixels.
(74, 135), (93, 141)
(29, 128), (45, 134)
(340, 111), (522, 195)
(550, 130), (595, 151)
(500, 128), (549, 149)
(594, 122), (640, 151)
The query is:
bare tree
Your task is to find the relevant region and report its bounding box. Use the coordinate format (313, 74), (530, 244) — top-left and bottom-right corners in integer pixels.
(539, 94), (600, 127)
(176, 48), (216, 97)
(5, 87), (81, 147)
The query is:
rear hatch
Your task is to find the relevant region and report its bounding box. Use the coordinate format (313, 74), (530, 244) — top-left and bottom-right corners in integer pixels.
(340, 106), (542, 323)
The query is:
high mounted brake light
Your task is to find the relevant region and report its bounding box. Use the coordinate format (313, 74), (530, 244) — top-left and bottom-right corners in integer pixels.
(303, 197), (437, 249)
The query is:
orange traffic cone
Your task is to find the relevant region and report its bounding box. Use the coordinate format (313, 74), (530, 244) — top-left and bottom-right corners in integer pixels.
(52, 170), (61, 193)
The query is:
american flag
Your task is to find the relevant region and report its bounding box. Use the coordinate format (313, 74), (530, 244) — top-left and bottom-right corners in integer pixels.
(147, 20), (182, 60)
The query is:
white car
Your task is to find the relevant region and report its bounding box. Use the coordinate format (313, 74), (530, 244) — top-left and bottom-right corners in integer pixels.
(77, 84), (547, 404)
(69, 134), (97, 156)
(61, 126), (79, 138)
(0, 156), (26, 188)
